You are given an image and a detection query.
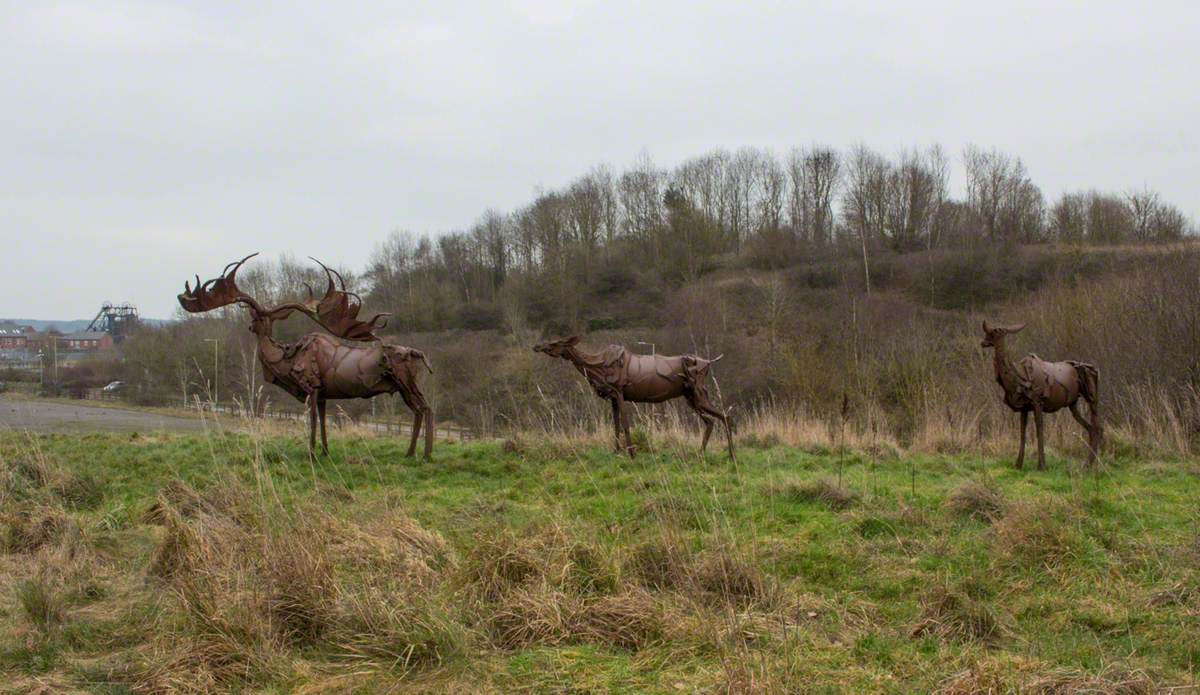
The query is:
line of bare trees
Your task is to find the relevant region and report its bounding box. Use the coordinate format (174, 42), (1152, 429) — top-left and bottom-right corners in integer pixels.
(360, 144), (1192, 332)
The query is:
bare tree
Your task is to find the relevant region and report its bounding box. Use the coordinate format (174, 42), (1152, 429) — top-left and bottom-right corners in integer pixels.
(841, 145), (892, 293)
(787, 145), (841, 245)
(963, 145), (1043, 243)
(618, 152), (666, 261)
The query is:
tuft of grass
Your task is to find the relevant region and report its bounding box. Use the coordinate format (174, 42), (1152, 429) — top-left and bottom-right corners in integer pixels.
(911, 583), (1003, 643)
(1, 503), (71, 553)
(623, 535), (692, 592)
(484, 584), (577, 650)
(991, 500), (1079, 569)
(264, 529), (336, 646)
(460, 530), (545, 603)
(574, 590), (664, 650)
(331, 586), (466, 674)
(566, 540), (621, 596)
(17, 576), (67, 630)
(944, 478), (1007, 522)
(770, 477), (860, 510)
(692, 547), (777, 609)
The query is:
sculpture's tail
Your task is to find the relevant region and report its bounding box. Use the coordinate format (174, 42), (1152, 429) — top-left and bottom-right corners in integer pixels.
(416, 350), (434, 374)
(683, 354), (723, 391)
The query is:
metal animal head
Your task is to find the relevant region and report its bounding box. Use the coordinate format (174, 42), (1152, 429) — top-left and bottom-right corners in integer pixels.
(980, 321), (1025, 348)
(179, 254), (390, 341)
(533, 335), (580, 358)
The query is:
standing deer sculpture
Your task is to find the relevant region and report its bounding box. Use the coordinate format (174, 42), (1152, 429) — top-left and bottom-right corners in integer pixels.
(178, 254), (434, 459)
(533, 336), (735, 460)
(981, 321), (1102, 469)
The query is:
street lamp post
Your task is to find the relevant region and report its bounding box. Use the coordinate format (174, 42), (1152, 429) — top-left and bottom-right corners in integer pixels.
(203, 339), (220, 406)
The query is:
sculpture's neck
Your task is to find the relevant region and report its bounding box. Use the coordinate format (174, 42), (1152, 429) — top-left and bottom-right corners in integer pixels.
(991, 338), (1018, 390)
(253, 324), (286, 364)
(564, 345), (601, 378)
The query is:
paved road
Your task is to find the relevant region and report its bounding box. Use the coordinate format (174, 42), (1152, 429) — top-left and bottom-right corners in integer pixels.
(0, 398), (212, 433)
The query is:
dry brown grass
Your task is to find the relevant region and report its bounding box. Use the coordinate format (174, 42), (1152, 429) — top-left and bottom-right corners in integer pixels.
(459, 529), (547, 603)
(1, 502), (72, 553)
(574, 589), (663, 649)
(329, 585), (465, 673)
(484, 584), (577, 649)
(936, 656), (1157, 694)
(130, 477), (470, 690)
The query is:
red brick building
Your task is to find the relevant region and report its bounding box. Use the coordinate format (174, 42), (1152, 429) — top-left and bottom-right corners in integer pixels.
(59, 332), (114, 351)
(0, 328), (28, 349)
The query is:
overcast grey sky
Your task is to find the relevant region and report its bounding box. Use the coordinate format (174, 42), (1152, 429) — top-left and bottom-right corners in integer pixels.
(2, 1), (1197, 319)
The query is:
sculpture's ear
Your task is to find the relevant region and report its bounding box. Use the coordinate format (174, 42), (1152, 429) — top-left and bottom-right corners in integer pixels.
(565, 335), (581, 346)
(982, 320), (991, 334)
(1008, 323), (1026, 334)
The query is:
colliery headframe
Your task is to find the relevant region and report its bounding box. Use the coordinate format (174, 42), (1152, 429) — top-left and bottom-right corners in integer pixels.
(86, 302), (140, 343)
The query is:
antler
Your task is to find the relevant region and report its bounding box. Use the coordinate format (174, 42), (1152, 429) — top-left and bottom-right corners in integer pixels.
(178, 253), (264, 314)
(306, 258), (390, 341)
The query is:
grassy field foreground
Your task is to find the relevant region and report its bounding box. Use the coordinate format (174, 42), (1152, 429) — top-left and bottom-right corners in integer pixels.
(1, 429), (1198, 693)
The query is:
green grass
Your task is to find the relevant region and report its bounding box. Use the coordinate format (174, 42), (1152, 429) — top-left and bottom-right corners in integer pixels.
(1, 429), (1198, 692)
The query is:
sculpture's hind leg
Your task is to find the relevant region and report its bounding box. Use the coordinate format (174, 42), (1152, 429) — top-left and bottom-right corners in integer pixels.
(684, 391), (716, 455)
(306, 391), (319, 461)
(1069, 401), (1097, 467)
(317, 399), (329, 456)
(398, 392), (423, 459)
(616, 394), (635, 458)
(610, 398), (624, 453)
(1016, 410), (1028, 469)
(1033, 402), (1046, 471)
(699, 414), (716, 454)
(688, 390), (735, 462)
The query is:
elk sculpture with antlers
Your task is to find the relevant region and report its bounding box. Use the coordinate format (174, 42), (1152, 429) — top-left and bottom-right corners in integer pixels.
(533, 336), (735, 460)
(178, 254), (434, 459)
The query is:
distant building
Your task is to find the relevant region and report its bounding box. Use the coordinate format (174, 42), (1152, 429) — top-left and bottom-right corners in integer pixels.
(57, 332), (114, 351)
(0, 328), (29, 350)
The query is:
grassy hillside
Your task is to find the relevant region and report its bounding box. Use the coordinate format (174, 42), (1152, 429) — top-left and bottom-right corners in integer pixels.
(2, 428), (1198, 692)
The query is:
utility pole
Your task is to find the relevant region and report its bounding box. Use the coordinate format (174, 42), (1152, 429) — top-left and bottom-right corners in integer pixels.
(204, 338), (220, 406)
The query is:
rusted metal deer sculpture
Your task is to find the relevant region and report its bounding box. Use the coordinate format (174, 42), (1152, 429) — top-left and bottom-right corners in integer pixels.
(533, 336), (735, 460)
(981, 321), (1102, 469)
(178, 254), (434, 459)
